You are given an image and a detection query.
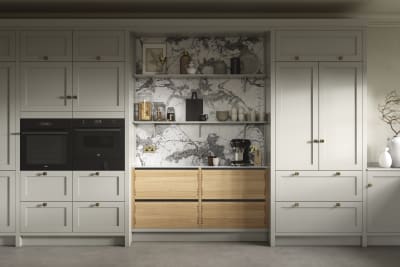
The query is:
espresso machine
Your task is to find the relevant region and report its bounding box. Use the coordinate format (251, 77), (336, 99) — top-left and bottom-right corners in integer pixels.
(230, 139), (251, 166)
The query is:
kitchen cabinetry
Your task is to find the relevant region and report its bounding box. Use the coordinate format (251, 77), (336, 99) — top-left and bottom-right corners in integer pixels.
(0, 63), (16, 170)
(276, 62), (362, 171)
(367, 171), (400, 233)
(73, 31), (125, 61)
(275, 30), (362, 62)
(20, 31), (72, 61)
(0, 31), (15, 61)
(0, 171), (15, 233)
(132, 169), (268, 229)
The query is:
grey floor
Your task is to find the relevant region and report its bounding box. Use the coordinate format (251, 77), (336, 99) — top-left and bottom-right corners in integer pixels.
(1, 242), (400, 267)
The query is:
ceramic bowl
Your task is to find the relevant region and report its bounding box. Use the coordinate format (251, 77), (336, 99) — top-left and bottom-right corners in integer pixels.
(216, 111), (229, 121)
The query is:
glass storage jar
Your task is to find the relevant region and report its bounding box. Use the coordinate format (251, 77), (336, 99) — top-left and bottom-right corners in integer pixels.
(136, 93), (153, 121)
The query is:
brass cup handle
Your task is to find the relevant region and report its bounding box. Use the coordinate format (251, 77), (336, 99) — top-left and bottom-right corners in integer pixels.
(294, 56), (300, 60)
(41, 172), (47, 176)
(43, 56), (49, 60)
(94, 172), (100, 176)
(293, 203), (300, 208)
(293, 172), (300, 176)
(95, 203), (100, 207)
(72, 96), (78, 99)
(96, 56), (101, 60)
(338, 56), (343, 61)
(42, 203), (48, 207)
(367, 183), (373, 188)
(335, 172), (341, 176)
(335, 203), (341, 208)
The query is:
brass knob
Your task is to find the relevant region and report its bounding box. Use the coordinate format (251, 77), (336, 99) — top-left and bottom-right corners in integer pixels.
(335, 203), (341, 208)
(293, 203), (300, 208)
(43, 56), (49, 60)
(293, 172), (300, 176)
(367, 183), (373, 188)
(338, 56), (343, 61)
(319, 139), (325, 143)
(335, 172), (341, 176)
(294, 56), (300, 60)
(42, 203), (47, 207)
(96, 56), (101, 60)
(95, 203), (100, 207)
(42, 172), (47, 176)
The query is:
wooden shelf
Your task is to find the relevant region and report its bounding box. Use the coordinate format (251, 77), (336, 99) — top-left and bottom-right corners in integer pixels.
(133, 121), (269, 125)
(133, 74), (267, 79)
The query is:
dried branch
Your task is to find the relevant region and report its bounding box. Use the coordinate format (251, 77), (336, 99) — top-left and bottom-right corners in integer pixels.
(378, 90), (400, 136)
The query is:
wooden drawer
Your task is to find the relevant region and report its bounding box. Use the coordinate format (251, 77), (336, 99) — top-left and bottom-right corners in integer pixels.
(276, 202), (362, 233)
(134, 170), (199, 199)
(202, 202), (267, 229)
(20, 31), (72, 61)
(73, 202), (124, 233)
(73, 31), (125, 61)
(276, 171), (362, 202)
(133, 202), (199, 229)
(275, 30), (362, 62)
(0, 31), (15, 61)
(20, 202), (72, 233)
(73, 171), (124, 201)
(21, 171), (72, 201)
(202, 170), (266, 199)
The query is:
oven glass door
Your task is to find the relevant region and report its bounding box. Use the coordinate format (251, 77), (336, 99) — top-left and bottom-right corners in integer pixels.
(21, 131), (72, 170)
(73, 128), (124, 170)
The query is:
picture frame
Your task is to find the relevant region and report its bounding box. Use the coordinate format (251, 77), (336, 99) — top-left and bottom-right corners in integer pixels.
(142, 43), (167, 74)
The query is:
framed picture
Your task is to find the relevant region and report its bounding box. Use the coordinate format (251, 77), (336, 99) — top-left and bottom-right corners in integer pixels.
(142, 43), (167, 74)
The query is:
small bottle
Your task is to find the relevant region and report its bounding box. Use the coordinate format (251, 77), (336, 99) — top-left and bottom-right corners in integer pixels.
(180, 51), (191, 74)
(231, 107), (238, 121)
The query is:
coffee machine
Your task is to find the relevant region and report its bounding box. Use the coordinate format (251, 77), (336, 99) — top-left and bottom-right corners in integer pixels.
(230, 139), (251, 166)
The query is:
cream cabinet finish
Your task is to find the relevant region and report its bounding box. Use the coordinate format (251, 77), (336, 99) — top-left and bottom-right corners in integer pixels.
(0, 63), (16, 170)
(73, 31), (125, 61)
(276, 171), (362, 202)
(0, 31), (15, 61)
(133, 202), (199, 229)
(20, 62), (73, 112)
(73, 202), (124, 233)
(72, 62), (124, 112)
(367, 171), (400, 233)
(20, 31), (72, 61)
(134, 170), (198, 199)
(0, 172), (15, 232)
(73, 171), (124, 201)
(202, 202), (267, 229)
(20, 202), (72, 233)
(276, 202), (362, 233)
(276, 62), (362, 171)
(20, 171), (72, 202)
(276, 30), (362, 62)
(202, 170), (266, 199)
(276, 63), (318, 170)
(318, 63), (362, 170)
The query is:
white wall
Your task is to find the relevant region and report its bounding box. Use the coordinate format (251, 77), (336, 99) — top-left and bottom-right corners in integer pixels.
(367, 26), (400, 163)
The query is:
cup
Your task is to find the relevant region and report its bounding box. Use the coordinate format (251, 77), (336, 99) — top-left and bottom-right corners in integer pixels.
(208, 156), (216, 166)
(199, 114), (208, 121)
(212, 157), (220, 166)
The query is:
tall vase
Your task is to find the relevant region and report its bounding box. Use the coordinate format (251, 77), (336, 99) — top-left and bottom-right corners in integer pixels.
(389, 136), (400, 167)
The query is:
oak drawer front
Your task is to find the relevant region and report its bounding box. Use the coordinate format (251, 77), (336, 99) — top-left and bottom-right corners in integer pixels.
(276, 202), (362, 233)
(73, 202), (124, 233)
(202, 202), (267, 229)
(133, 202), (199, 229)
(73, 31), (125, 61)
(202, 170), (266, 199)
(276, 171), (362, 201)
(134, 170), (199, 199)
(276, 30), (362, 62)
(21, 171), (72, 201)
(20, 31), (72, 61)
(0, 31), (15, 61)
(73, 171), (124, 201)
(20, 202), (72, 233)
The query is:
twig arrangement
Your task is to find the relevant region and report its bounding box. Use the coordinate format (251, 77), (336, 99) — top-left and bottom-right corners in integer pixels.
(378, 90), (400, 136)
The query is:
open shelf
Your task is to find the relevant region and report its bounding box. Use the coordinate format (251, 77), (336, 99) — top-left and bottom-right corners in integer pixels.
(133, 74), (267, 79)
(133, 121), (269, 125)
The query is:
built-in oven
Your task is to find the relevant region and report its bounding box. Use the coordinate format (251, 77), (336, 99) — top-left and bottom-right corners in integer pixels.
(20, 119), (72, 170)
(72, 119), (124, 171)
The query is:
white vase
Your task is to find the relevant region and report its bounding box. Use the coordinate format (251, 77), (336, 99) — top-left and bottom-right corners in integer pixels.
(389, 136), (400, 167)
(379, 147), (392, 168)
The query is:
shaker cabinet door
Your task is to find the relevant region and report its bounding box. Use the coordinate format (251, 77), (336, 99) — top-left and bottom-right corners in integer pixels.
(0, 31), (16, 61)
(72, 62), (124, 112)
(0, 171), (15, 232)
(275, 62), (318, 170)
(20, 62), (73, 112)
(318, 63), (362, 170)
(0, 63), (16, 170)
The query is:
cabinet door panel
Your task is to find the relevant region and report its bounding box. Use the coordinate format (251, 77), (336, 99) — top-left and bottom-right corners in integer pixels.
(20, 62), (73, 112)
(276, 62), (318, 170)
(73, 62), (124, 112)
(0, 31), (16, 61)
(367, 172), (400, 233)
(73, 31), (125, 61)
(319, 63), (362, 170)
(20, 31), (72, 61)
(0, 172), (15, 232)
(0, 63), (15, 170)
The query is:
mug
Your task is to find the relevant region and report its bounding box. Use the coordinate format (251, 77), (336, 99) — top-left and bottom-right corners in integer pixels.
(212, 157), (220, 166)
(199, 114), (208, 121)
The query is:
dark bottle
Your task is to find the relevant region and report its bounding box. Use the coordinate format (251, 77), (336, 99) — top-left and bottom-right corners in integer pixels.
(180, 51), (191, 74)
(230, 57), (241, 74)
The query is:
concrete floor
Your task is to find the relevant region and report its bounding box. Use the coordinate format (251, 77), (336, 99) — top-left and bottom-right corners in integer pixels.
(1, 242), (400, 267)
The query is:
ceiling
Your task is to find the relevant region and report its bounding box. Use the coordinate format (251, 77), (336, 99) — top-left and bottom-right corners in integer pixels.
(0, 0), (399, 19)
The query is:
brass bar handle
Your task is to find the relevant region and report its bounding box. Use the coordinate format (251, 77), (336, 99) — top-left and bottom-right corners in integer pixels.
(72, 96), (78, 99)
(319, 139), (325, 143)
